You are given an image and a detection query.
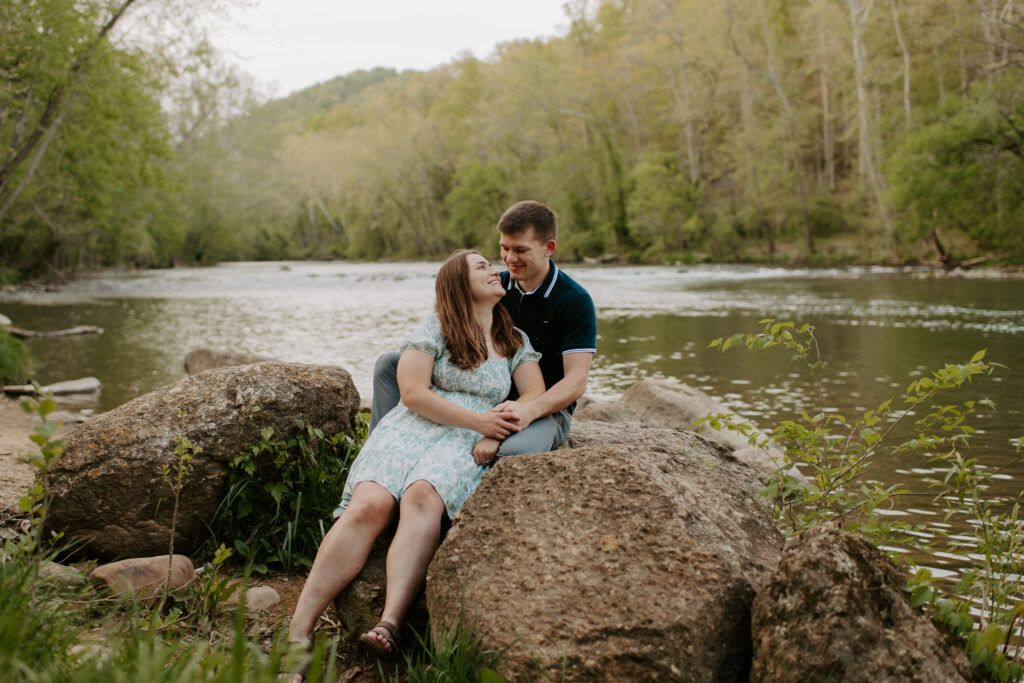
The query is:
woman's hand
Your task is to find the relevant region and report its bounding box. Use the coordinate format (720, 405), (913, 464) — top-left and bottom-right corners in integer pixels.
(474, 407), (521, 439)
(473, 437), (501, 465)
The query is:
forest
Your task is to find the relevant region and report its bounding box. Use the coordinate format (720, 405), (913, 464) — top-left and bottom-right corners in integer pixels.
(2, 0), (1024, 281)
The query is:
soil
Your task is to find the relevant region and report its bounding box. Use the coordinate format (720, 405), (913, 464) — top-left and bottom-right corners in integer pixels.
(0, 396), (47, 511)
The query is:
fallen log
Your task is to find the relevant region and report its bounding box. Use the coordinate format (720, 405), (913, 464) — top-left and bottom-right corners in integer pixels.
(3, 377), (101, 396)
(7, 325), (103, 339)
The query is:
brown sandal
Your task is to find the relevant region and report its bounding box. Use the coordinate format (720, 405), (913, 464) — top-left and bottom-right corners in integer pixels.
(358, 620), (400, 659)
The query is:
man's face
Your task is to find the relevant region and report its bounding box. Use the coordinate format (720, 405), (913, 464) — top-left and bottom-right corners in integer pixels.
(499, 228), (555, 290)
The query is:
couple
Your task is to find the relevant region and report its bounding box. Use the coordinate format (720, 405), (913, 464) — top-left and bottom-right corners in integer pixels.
(283, 200), (596, 677)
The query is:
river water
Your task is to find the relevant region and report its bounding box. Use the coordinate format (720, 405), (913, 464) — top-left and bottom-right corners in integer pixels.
(2, 261), (1023, 578)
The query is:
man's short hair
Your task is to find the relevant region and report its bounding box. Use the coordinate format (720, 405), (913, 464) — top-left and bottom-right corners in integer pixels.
(497, 200), (557, 243)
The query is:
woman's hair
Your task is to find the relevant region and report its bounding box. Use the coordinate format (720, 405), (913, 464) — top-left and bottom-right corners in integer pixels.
(435, 249), (523, 370)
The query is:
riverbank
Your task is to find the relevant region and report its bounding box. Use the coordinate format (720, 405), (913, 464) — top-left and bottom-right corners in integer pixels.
(0, 396), (43, 510)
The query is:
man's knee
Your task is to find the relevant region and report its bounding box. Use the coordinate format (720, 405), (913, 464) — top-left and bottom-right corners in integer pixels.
(499, 419), (558, 457)
(374, 351), (401, 380)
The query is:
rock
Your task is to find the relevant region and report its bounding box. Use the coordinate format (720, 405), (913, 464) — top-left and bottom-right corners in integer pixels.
(750, 527), (976, 682)
(333, 531), (429, 636)
(50, 410), (90, 425)
(224, 584), (281, 611)
(426, 439), (783, 681)
(575, 379), (795, 482)
(0, 313), (11, 327)
(43, 362), (360, 559)
(4, 377), (101, 397)
(89, 555), (195, 600)
(184, 348), (275, 377)
(40, 560), (86, 589)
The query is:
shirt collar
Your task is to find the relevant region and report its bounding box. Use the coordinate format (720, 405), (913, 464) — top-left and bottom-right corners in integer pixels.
(509, 259), (559, 298)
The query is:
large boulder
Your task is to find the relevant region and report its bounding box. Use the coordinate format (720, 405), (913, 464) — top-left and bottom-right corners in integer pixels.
(426, 426), (782, 681)
(575, 379), (792, 481)
(43, 362), (360, 559)
(750, 527), (977, 682)
(184, 348), (275, 377)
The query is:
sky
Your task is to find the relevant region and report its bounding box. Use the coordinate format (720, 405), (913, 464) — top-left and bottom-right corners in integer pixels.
(211, 0), (571, 97)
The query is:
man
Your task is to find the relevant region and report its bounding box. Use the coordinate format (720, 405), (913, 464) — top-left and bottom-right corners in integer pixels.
(369, 200), (596, 460)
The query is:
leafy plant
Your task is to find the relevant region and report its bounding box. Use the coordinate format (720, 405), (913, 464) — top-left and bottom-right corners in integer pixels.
(0, 329), (31, 383)
(157, 409), (199, 606)
(702, 319), (995, 547)
(704, 319), (1024, 681)
(208, 416), (366, 571)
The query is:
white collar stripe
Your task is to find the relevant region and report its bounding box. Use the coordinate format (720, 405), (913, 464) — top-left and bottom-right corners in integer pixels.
(543, 262), (559, 298)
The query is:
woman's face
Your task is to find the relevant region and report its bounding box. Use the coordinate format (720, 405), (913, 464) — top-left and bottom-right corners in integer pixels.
(465, 252), (504, 304)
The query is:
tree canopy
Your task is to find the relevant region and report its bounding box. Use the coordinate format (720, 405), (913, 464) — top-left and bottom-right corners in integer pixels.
(2, 0), (1023, 280)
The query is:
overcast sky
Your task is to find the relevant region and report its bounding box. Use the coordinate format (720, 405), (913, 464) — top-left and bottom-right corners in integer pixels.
(211, 0), (571, 97)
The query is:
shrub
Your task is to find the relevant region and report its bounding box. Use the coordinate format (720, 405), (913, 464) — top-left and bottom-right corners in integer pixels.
(208, 417), (366, 571)
(0, 329), (31, 383)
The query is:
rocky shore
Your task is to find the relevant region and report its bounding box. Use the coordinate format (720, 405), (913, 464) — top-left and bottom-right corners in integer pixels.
(0, 358), (984, 681)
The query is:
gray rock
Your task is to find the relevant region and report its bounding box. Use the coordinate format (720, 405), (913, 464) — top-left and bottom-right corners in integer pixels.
(0, 313), (11, 327)
(750, 527), (976, 682)
(426, 438), (782, 681)
(39, 560), (86, 589)
(43, 362), (360, 559)
(575, 379), (796, 482)
(184, 348), (275, 377)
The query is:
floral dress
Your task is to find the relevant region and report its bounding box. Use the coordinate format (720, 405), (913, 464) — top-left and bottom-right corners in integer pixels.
(336, 313), (541, 520)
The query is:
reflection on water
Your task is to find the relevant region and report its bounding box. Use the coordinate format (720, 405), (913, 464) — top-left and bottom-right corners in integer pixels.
(3, 261), (1023, 577)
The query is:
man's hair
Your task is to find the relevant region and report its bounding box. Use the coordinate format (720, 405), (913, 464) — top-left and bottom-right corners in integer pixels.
(497, 200), (557, 243)
(435, 248), (523, 370)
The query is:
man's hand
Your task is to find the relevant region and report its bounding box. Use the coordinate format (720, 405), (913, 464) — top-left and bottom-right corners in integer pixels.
(473, 437), (501, 465)
(490, 400), (536, 428)
(474, 408), (521, 439)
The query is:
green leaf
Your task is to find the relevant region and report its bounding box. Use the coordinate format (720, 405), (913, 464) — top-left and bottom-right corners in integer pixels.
(39, 398), (57, 416)
(970, 349), (986, 363)
(481, 667), (508, 683)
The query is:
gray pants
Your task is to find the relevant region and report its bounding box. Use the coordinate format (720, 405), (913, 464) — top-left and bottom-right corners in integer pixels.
(369, 351), (571, 456)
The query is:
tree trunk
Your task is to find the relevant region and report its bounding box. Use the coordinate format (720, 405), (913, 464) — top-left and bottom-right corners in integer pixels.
(0, 0), (138, 198)
(845, 0), (898, 246)
(891, 0), (912, 127)
(816, 12), (836, 190)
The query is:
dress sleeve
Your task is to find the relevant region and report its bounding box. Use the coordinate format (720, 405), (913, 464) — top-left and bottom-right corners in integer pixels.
(511, 328), (542, 369)
(400, 314), (443, 359)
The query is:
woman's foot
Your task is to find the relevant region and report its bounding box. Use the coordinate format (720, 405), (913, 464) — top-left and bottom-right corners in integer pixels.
(358, 620), (400, 659)
(278, 638), (313, 682)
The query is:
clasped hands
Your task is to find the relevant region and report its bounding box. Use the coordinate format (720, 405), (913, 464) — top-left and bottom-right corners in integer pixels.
(473, 401), (530, 466)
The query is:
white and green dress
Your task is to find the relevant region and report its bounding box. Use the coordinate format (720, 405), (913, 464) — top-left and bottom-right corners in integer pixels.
(336, 313), (541, 520)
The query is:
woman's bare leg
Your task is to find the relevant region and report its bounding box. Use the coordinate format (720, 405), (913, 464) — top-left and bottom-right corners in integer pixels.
(361, 480), (446, 650)
(287, 482), (397, 644)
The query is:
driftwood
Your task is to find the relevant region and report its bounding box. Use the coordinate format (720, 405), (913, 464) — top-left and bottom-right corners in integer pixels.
(7, 325), (103, 340)
(3, 377), (101, 396)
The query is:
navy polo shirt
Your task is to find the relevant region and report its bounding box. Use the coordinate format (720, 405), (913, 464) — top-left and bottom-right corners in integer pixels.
(499, 259), (597, 411)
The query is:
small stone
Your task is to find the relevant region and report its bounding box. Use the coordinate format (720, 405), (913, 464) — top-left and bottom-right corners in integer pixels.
(39, 561), (86, 589)
(225, 585), (281, 611)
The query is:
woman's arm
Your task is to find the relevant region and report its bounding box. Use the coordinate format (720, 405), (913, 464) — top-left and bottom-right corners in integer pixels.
(397, 349), (521, 439)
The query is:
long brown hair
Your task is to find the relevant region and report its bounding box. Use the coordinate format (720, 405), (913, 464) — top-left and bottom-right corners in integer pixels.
(435, 249), (523, 370)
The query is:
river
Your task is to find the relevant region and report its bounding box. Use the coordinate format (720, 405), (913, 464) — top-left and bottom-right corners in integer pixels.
(2, 261), (1023, 579)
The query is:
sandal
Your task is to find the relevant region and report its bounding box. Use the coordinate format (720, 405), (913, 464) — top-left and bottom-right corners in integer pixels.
(358, 620), (400, 659)
(278, 639), (313, 682)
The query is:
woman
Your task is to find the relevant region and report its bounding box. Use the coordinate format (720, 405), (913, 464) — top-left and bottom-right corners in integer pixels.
(282, 249), (544, 679)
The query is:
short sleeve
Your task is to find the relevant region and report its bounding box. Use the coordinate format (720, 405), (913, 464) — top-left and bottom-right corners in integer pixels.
(560, 291), (598, 356)
(399, 314), (443, 359)
(511, 328), (542, 369)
